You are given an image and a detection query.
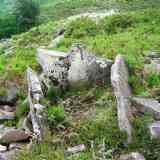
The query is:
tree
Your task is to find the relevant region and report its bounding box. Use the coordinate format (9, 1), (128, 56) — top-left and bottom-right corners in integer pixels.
(14, 0), (40, 32)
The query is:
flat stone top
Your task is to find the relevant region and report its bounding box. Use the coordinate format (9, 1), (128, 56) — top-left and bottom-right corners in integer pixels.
(38, 48), (68, 58)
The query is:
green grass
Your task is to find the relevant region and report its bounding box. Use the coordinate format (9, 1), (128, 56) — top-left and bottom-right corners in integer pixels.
(1, 1), (160, 160)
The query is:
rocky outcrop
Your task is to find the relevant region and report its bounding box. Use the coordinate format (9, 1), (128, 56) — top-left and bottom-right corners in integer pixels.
(111, 55), (132, 143)
(149, 121), (160, 139)
(131, 97), (160, 120)
(120, 152), (145, 160)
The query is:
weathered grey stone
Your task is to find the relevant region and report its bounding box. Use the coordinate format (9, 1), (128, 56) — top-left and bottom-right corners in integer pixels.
(0, 145), (7, 152)
(120, 152), (145, 160)
(146, 51), (160, 59)
(149, 121), (160, 139)
(0, 109), (15, 120)
(37, 49), (69, 90)
(37, 45), (112, 87)
(27, 67), (49, 142)
(0, 125), (16, 138)
(0, 130), (31, 144)
(131, 97), (160, 120)
(27, 67), (43, 102)
(66, 144), (86, 155)
(37, 48), (68, 68)
(111, 54), (132, 143)
(0, 148), (19, 160)
(2, 106), (15, 112)
(68, 44), (113, 85)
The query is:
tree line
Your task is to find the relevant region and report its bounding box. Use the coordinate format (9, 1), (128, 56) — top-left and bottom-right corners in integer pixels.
(0, 0), (40, 39)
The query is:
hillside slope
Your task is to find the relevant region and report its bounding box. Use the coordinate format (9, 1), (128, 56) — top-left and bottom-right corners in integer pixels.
(0, 1), (160, 160)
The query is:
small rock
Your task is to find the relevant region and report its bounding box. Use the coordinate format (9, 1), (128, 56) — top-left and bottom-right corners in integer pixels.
(120, 152), (145, 160)
(0, 109), (15, 120)
(131, 97), (160, 120)
(0, 125), (16, 137)
(0, 145), (7, 152)
(0, 130), (31, 145)
(66, 144), (86, 155)
(34, 104), (46, 110)
(149, 121), (160, 139)
(147, 51), (160, 59)
(9, 142), (28, 150)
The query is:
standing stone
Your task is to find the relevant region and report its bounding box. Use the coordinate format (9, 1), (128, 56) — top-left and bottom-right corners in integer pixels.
(111, 55), (132, 143)
(68, 44), (113, 86)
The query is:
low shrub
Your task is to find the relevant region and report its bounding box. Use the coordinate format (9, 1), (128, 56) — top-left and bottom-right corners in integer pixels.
(65, 17), (99, 38)
(46, 105), (66, 128)
(100, 14), (135, 34)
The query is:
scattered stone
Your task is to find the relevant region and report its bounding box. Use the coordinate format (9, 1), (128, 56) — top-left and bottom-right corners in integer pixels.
(9, 142), (28, 150)
(0, 125), (16, 137)
(34, 104), (45, 110)
(0, 145), (7, 152)
(149, 121), (160, 139)
(120, 152), (145, 160)
(111, 54), (132, 143)
(2, 106), (15, 112)
(146, 51), (160, 59)
(0, 109), (15, 120)
(0, 130), (31, 145)
(131, 97), (160, 120)
(0, 148), (19, 160)
(66, 144), (86, 155)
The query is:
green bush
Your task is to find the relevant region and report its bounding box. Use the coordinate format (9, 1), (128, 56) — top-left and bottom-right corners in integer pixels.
(100, 14), (135, 34)
(146, 73), (160, 88)
(65, 17), (99, 38)
(46, 105), (66, 127)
